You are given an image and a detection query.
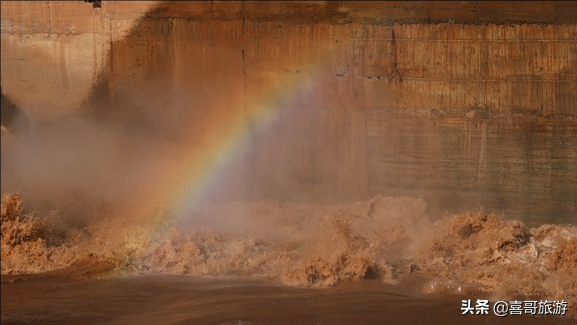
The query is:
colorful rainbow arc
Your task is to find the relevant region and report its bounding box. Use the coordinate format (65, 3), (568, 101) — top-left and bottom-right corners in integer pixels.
(138, 59), (329, 222)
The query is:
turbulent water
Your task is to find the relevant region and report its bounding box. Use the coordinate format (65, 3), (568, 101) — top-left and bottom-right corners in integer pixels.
(1, 193), (576, 323)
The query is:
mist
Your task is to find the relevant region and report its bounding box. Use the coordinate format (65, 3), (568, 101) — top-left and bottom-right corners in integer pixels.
(1, 2), (577, 323)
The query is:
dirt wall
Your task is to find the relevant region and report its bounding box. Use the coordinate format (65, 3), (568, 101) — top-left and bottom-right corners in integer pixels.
(1, 1), (576, 224)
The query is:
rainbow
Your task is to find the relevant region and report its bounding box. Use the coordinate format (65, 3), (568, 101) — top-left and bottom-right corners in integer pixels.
(138, 52), (330, 221)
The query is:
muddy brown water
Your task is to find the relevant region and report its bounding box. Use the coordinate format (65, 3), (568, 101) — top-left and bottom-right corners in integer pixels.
(2, 274), (573, 325)
(2, 194), (576, 324)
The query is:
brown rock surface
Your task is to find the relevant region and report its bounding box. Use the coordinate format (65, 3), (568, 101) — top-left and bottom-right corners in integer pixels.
(1, 1), (576, 223)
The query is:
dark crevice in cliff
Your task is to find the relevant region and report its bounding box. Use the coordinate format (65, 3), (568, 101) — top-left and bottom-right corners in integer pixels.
(0, 88), (29, 135)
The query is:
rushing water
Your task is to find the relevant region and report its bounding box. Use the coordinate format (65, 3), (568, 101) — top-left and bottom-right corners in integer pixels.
(1, 193), (576, 324)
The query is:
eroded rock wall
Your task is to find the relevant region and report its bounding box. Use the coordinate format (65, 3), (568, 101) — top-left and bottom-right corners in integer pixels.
(1, 1), (576, 224)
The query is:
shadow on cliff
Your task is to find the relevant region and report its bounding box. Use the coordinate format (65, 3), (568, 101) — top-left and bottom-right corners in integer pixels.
(0, 87), (30, 136)
(1, 2), (260, 225)
(1, 3), (175, 221)
(78, 1), (356, 210)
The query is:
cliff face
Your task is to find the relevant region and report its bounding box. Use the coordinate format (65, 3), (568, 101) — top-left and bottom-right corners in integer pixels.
(0, 1), (155, 118)
(1, 1), (576, 224)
